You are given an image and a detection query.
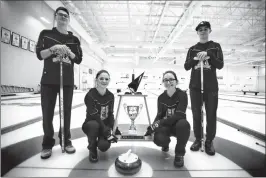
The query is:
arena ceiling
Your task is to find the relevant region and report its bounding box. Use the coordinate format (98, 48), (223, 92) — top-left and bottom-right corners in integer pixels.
(58, 0), (265, 66)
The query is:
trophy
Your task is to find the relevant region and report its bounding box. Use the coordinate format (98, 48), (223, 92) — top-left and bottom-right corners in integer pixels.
(123, 103), (143, 135)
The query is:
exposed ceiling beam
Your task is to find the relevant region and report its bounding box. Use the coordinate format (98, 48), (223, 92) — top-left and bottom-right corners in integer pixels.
(202, 5), (265, 10)
(152, 1), (170, 43)
(144, 0), (154, 42)
(152, 1), (202, 63)
(86, 1), (107, 40)
(61, 1), (99, 41)
(242, 36), (265, 46)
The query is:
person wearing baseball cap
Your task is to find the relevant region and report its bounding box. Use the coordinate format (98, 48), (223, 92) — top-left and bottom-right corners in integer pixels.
(195, 21), (211, 31)
(55, 6), (70, 16)
(36, 6), (83, 159)
(184, 21), (224, 156)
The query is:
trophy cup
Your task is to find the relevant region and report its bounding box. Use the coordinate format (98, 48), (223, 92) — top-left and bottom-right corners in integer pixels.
(123, 103), (143, 135)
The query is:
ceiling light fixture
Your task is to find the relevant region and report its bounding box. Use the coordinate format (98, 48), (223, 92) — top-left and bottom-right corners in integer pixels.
(40, 17), (51, 24)
(223, 22), (232, 28)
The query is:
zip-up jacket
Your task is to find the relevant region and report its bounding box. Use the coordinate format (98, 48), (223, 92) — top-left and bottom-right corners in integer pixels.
(184, 41), (224, 92)
(36, 27), (83, 86)
(83, 88), (115, 130)
(154, 88), (188, 127)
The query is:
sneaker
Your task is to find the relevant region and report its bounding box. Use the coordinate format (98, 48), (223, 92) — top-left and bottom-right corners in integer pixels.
(205, 140), (215, 156)
(65, 145), (76, 154)
(89, 149), (98, 163)
(190, 140), (202, 151)
(161, 146), (169, 152)
(41, 149), (52, 159)
(174, 155), (184, 168)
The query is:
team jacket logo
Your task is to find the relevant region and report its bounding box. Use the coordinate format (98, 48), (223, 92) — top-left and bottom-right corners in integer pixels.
(100, 105), (109, 120)
(194, 57), (211, 70)
(163, 108), (176, 119)
(52, 55), (71, 64)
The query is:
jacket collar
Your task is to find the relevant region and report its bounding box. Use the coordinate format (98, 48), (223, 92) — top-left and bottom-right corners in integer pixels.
(52, 27), (73, 36)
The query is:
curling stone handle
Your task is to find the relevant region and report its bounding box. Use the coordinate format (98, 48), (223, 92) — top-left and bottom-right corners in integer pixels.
(125, 149), (132, 159)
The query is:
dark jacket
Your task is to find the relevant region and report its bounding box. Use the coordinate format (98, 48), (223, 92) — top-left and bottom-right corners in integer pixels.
(154, 88), (188, 126)
(184, 40), (224, 92)
(36, 27), (83, 86)
(83, 88), (115, 129)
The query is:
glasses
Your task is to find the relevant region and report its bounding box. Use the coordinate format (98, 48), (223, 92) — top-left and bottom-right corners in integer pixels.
(56, 13), (69, 18)
(163, 78), (176, 83)
(99, 77), (110, 81)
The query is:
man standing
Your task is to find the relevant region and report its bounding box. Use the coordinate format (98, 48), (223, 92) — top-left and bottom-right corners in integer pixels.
(36, 7), (83, 159)
(184, 21), (224, 155)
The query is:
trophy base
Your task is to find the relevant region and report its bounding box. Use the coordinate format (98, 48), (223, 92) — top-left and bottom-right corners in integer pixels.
(119, 134), (153, 141)
(115, 124), (153, 141)
(115, 129), (153, 141)
(121, 135), (145, 140)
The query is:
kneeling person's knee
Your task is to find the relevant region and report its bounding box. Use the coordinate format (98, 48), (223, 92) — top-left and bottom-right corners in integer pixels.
(176, 119), (190, 130)
(154, 133), (170, 147)
(97, 139), (111, 152)
(82, 120), (100, 135)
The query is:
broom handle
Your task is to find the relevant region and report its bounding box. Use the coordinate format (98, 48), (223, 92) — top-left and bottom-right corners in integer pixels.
(200, 60), (204, 152)
(60, 61), (65, 153)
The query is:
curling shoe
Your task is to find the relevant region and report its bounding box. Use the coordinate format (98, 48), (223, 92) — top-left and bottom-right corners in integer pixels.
(41, 149), (52, 159)
(174, 155), (184, 168)
(205, 140), (215, 156)
(65, 144), (76, 154)
(161, 146), (169, 152)
(190, 139), (202, 151)
(89, 149), (98, 163)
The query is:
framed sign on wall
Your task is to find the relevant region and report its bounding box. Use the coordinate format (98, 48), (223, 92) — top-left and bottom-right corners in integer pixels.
(11, 32), (20, 47)
(1, 27), (11, 44)
(21, 36), (29, 50)
(29, 40), (36, 52)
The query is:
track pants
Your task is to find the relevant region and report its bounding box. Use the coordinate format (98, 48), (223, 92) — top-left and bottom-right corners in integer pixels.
(189, 89), (218, 141)
(82, 120), (111, 152)
(41, 84), (73, 149)
(153, 119), (191, 156)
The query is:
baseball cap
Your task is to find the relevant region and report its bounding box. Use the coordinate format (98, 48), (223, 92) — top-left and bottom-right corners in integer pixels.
(55, 7), (69, 16)
(195, 21), (211, 31)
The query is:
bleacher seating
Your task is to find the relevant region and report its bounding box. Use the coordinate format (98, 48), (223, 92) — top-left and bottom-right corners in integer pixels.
(1, 85), (34, 96)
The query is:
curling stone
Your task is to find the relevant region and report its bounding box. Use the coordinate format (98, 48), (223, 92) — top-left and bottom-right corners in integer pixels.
(115, 149), (142, 175)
